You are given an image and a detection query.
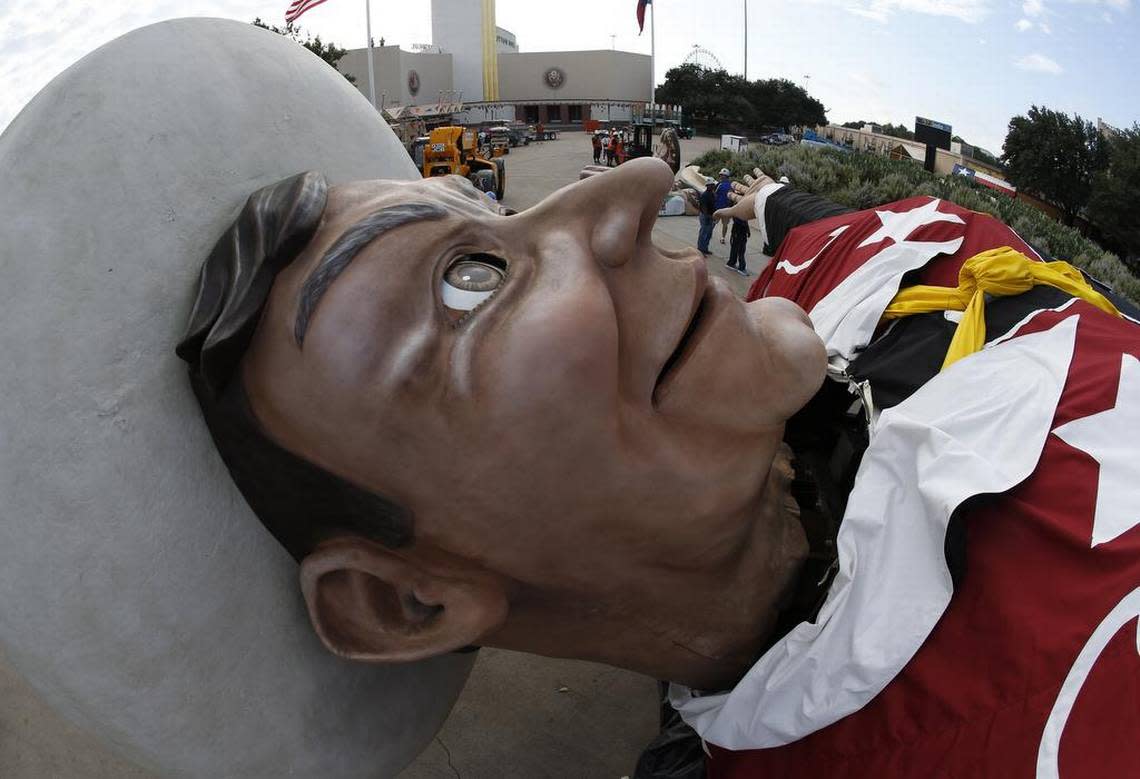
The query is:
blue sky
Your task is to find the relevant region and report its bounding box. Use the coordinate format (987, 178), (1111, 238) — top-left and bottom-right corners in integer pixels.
(1, 0), (1135, 154)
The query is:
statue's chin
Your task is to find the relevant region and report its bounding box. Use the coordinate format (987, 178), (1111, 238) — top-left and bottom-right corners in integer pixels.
(744, 296), (828, 419)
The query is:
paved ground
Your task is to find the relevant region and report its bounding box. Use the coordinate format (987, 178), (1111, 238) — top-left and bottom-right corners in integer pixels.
(499, 133), (772, 298)
(0, 132), (765, 779)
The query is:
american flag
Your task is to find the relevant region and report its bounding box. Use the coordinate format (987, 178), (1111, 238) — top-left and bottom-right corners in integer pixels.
(286, 0), (330, 24)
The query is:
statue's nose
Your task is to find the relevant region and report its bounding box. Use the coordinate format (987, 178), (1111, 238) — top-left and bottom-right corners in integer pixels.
(529, 157), (675, 269)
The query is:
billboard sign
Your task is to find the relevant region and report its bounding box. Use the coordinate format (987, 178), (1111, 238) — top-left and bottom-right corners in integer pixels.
(915, 116), (952, 172)
(915, 116), (952, 150)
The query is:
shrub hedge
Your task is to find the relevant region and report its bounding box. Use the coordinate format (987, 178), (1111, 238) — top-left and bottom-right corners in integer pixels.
(692, 145), (1140, 304)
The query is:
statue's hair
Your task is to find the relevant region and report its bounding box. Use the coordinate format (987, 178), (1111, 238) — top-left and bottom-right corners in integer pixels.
(176, 172), (413, 560)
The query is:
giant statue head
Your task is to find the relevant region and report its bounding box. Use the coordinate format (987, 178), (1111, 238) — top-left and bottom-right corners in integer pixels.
(0, 16), (824, 779)
(177, 157), (826, 690)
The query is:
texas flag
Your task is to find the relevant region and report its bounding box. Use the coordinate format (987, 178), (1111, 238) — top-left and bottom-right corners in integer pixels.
(637, 0), (651, 33)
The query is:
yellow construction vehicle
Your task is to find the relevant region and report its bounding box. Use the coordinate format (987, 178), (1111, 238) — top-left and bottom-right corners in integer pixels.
(421, 126), (505, 200)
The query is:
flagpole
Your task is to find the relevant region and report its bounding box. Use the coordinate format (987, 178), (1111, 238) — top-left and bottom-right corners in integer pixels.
(743, 0), (748, 80)
(364, 0), (377, 109)
(649, 0), (656, 126)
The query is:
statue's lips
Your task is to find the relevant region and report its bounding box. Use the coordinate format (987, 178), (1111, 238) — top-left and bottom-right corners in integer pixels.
(652, 270), (734, 405)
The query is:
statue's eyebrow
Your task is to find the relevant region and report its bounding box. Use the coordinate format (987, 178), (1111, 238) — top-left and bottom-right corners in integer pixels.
(294, 202), (448, 346)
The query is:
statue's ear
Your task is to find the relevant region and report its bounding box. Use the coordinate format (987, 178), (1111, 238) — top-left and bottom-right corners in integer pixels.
(299, 537), (508, 662)
(176, 171), (328, 396)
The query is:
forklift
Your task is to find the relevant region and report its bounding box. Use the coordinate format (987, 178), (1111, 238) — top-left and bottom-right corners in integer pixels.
(421, 126), (505, 200)
(623, 122), (682, 174)
(624, 121), (659, 161)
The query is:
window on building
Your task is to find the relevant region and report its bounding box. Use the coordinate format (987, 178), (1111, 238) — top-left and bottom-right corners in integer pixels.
(524, 105), (540, 123)
(567, 104), (583, 123)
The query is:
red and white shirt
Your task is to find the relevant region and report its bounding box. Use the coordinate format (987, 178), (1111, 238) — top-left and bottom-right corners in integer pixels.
(670, 193), (1140, 778)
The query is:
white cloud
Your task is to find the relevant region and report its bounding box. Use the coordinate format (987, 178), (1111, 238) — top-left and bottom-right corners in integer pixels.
(0, 1), (437, 136)
(1040, 19), (1052, 31)
(1014, 52), (1064, 73)
(1103, 9), (1114, 19)
(1023, 0), (1045, 15)
(1016, 17), (1035, 28)
(848, 5), (891, 20)
(842, 0), (991, 23)
(1064, 0), (1128, 11)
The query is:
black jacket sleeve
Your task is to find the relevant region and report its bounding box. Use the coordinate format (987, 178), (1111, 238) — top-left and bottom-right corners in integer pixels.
(763, 187), (853, 254)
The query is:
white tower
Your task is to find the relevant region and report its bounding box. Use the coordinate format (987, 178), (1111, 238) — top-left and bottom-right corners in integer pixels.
(432, 0), (499, 103)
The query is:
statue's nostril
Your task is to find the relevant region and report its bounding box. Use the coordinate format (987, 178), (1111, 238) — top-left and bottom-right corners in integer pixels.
(590, 210), (641, 269)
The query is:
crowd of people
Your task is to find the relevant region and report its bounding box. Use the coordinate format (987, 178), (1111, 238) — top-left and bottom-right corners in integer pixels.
(697, 168), (751, 275)
(591, 129), (628, 167)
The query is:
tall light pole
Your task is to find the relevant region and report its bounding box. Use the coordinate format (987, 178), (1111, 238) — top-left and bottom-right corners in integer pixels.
(364, 0), (377, 108)
(650, 0), (656, 121)
(744, 0), (748, 80)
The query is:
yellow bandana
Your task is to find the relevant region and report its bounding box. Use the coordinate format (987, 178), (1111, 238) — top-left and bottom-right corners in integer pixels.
(882, 246), (1121, 369)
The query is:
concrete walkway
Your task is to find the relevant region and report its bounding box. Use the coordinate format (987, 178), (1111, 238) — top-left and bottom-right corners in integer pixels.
(498, 133), (771, 300)
(0, 132), (759, 779)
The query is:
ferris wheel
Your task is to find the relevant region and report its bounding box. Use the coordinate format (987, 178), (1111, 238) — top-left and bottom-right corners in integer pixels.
(683, 45), (724, 71)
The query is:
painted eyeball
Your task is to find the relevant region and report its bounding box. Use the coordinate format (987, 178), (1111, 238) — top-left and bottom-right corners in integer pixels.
(441, 254), (507, 313)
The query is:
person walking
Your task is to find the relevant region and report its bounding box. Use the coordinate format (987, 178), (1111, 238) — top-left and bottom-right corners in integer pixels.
(613, 135), (625, 166)
(715, 168), (733, 244)
(697, 178), (717, 255)
(591, 132), (602, 164)
(601, 132), (612, 166)
(727, 216), (751, 275)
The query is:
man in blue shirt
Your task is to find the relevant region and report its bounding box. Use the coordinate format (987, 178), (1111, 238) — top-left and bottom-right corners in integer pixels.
(715, 168), (733, 244)
(697, 178), (717, 254)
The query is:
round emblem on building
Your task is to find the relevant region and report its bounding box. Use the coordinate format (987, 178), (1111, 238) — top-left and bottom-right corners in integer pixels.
(407, 70), (420, 96)
(543, 67), (566, 90)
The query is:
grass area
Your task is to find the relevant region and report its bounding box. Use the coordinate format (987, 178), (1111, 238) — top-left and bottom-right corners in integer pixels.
(692, 145), (1140, 303)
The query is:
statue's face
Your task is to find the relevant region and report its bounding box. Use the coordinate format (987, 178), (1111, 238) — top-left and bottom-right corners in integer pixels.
(243, 158), (826, 688)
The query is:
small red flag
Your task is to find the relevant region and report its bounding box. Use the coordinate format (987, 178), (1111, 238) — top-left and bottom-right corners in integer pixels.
(286, 0), (330, 24)
(637, 0), (651, 33)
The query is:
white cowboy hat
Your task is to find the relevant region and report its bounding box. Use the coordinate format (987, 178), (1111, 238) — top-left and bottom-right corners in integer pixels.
(718, 168), (731, 176)
(0, 18), (473, 778)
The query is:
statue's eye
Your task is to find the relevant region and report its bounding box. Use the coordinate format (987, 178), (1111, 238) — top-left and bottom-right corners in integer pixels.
(441, 254), (507, 313)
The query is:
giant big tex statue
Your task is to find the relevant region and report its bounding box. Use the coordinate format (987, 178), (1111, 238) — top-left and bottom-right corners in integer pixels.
(1, 17), (1137, 779)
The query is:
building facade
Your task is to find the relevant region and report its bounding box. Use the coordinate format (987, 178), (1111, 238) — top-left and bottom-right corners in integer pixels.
(337, 0), (653, 128)
(338, 45), (453, 109)
(814, 123), (1007, 179)
(430, 0), (499, 102)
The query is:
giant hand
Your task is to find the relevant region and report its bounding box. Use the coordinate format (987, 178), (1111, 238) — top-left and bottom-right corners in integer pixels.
(714, 167), (778, 221)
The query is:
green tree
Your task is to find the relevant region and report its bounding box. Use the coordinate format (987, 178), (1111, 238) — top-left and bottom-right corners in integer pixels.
(1002, 105), (1107, 225)
(747, 78), (826, 129)
(969, 147), (1001, 168)
(1087, 125), (1140, 258)
(655, 64), (750, 127)
(879, 122), (914, 141)
(252, 18), (355, 84)
(837, 120), (913, 140)
(837, 120), (912, 140)
(656, 64), (826, 131)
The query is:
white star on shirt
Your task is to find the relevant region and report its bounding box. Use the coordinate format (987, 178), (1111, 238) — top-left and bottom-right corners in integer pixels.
(856, 198), (966, 250)
(1052, 353), (1140, 547)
